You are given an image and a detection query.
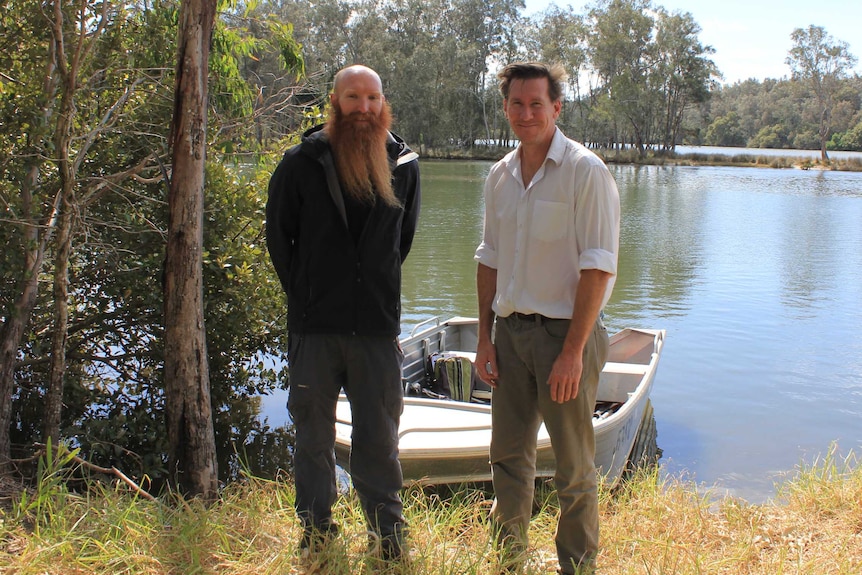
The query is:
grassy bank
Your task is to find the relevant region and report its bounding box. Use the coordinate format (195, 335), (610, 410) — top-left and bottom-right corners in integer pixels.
(420, 146), (862, 172)
(1, 448), (860, 574)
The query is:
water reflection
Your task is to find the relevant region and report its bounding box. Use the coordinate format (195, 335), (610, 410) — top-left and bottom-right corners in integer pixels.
(401, 161), (488, 328)
(611, 166), (706, 322)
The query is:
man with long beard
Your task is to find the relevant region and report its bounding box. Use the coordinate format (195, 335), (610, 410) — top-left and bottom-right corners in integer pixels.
(266, 65), (420, 562)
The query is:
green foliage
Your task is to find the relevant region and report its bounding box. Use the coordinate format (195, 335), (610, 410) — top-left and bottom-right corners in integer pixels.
(699, 72), (862, 152)
(201, 160), (293, 481)
(705, 112), (746, 147)
(2, 0), (304, 488)
(829, 121), (862, 151)
(270, 20), (305, 79)
(791, 128), (821, 150)
(211, 26), (260, 118)
(239, 0), (862, 157)
(748, 124), (788, 148)
(4, 0), (177, 479)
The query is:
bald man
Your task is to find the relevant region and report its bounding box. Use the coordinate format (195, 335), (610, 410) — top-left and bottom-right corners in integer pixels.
(266, 65), (421, 561)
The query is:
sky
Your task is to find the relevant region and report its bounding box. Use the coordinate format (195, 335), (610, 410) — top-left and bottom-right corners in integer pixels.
(523, 0), (862, 85)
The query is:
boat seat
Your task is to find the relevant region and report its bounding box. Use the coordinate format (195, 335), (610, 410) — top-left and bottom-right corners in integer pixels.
(446, 351), (476, 362)
(603, 361), (648, 375)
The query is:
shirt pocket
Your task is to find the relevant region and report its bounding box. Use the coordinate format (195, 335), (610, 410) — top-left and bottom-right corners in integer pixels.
(530, 200), (568, 242)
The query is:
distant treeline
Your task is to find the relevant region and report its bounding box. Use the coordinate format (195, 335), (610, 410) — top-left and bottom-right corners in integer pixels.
(247, 0), (860, 155)
(692, 77), (862, 152)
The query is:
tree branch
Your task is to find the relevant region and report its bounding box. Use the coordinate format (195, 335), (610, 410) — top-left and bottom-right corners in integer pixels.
(25, 443), (160, 503)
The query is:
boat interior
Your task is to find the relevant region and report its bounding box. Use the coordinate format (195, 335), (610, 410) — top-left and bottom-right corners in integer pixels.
(401, 317), (659, 416)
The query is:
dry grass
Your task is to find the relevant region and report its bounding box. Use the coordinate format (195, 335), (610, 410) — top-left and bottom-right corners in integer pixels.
(597, 449), (862, 574)
(1, 447), (860, 574)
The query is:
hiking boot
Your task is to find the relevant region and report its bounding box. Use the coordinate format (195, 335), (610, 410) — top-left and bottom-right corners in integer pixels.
(380, 535), (403, 562)
(366, 530), (407, 562)
(490, 527), (527, 574)
(299, 522), (340, 559)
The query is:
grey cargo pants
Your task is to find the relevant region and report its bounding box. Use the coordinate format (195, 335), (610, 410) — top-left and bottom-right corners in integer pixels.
(287, 333), (407, 548)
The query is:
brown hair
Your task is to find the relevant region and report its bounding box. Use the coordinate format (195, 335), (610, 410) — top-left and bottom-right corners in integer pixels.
(497, 62), (567, 102)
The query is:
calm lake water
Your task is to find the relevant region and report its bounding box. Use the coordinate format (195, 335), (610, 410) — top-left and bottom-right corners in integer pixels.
(398, 159), (862, 503)
(675, 144), (862, 162)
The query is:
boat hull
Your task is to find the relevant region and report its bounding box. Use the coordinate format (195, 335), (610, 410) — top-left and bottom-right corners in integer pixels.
(334, 319), (664, 486)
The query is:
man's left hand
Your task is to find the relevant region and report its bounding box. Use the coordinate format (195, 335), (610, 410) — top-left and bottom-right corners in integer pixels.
(547, 350), (583, 403)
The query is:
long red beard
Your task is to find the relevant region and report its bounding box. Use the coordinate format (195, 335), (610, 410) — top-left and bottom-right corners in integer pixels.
(325, 102), (399, 207)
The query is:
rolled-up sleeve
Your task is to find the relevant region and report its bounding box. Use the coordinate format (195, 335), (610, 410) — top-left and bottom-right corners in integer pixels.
(474, 171), (499, 269)
(575, 161), (620, 275)
(474, 241), (498, 269)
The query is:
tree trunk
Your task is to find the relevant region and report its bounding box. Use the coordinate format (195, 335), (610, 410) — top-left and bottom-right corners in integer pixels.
(0, 27), (62, 470)
(45, 194), (74, 444)
(819, 107), (830, 162)
(44, 28), (79, 444)
(163, 0), (218, 499)
(0, 165), (58, 470)
(0, 195), (42, 466)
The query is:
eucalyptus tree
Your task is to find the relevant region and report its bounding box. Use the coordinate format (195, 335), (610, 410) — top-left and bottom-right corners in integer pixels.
(289, 0), (353, 80)
(1, 0), (303, 486)
(652, 9), (717, 150)
(164, 0), (220, 498)
(250, 0), (353, 111)
(581, 0), (717, 153)
(350, 0), (525, 150)
(0, 0), (168, 467)
(162, 0), (308, 496)
(375, 0), (449, 149)
(221, 1), (312, 146)
(0, 0), (59, 468)
(586, 0), (657, 153)
(786, 25), (858, 160)
(279, 0), (521, 150)
(446, 0), (525, 147)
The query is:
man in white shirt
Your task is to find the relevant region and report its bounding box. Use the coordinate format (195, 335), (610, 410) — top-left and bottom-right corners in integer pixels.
(474, 62), (620, 574)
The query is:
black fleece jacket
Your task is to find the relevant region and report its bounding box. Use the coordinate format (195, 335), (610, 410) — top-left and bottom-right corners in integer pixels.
(266, 125), (421, 337)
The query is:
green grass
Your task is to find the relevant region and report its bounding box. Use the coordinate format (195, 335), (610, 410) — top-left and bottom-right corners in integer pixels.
(1, 446), (861, 574)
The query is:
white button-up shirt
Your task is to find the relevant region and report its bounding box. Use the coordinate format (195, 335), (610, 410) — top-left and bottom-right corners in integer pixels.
(474, 128), (620, 319)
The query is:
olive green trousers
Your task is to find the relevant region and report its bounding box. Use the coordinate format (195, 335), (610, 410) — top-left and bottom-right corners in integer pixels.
(490, 314), (608, 574)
